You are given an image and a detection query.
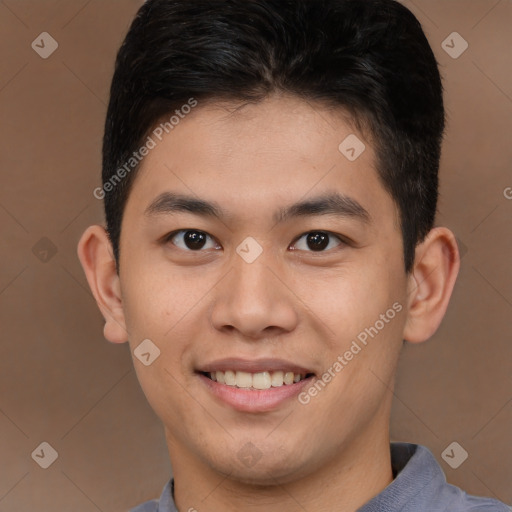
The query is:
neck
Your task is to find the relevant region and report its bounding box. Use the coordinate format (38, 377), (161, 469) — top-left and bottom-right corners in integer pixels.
(167, 422), (393, 512)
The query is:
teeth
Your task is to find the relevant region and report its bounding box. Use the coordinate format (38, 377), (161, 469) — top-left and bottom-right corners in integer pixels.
(271, 370), (284, 387)
(252, 371), (271, 390)
(236, 371), (252, 388)
(224, 370), (236, 386)
(207, 370), (308, 389)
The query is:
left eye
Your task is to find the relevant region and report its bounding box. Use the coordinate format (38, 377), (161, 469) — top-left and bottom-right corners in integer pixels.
(291, 231), (344, 252)
(165, 230), (220, 251)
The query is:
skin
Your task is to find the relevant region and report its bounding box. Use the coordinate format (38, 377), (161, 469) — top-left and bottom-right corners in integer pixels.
(78, 94), (459, 512)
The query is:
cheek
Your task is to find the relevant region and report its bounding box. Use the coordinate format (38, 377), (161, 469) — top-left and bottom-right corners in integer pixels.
(120, 258), (201, 337)
(312, 263), (406, 383)
(306, 265), (395, 338)
(122, 273), (198, 416)
(121, 265), (215, 387)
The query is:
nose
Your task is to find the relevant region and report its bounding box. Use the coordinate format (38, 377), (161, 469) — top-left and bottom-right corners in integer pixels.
(209, 249), (299, 340)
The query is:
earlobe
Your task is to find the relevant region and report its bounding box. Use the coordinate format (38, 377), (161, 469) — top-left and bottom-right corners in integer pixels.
(77, 225), (129, 344)
(403, 227), (460, 344)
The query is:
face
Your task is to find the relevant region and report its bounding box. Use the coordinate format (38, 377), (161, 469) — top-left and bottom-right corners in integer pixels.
(118, 95), (409, 484)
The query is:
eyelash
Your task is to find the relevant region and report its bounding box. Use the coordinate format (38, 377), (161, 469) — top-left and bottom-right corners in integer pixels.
(163, 229), (348, 253)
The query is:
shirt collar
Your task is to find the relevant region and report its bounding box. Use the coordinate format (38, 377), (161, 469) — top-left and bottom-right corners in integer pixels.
(357, 443), (444, 511)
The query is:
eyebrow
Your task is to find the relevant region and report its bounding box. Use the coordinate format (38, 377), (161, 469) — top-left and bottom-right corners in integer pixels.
(144, 191), (371, 225)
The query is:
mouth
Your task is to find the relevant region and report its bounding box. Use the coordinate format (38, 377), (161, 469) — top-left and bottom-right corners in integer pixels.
(196, 358), (316, 412)
(200, 370), (315, 390)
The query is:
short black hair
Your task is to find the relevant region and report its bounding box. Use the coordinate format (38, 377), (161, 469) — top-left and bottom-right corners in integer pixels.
(102, 0), (445, 272)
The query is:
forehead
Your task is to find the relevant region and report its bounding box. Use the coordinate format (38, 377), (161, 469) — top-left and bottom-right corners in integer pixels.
(125, 94), (397, 228)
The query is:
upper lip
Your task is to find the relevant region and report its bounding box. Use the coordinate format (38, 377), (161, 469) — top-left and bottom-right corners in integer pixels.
(197, 358), (315, 375)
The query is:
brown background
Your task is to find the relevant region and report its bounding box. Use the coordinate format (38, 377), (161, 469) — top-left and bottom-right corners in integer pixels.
(0, 0), (511, 510)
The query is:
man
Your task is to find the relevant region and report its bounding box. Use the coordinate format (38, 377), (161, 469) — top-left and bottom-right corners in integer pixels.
(78, 0), (511, 510)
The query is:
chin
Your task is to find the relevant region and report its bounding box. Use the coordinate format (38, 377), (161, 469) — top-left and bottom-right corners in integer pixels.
(206, 446), (310, 486)
(223, 466), (303, 487)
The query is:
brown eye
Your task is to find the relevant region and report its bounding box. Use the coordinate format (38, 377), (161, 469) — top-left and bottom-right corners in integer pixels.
(292, 231), (343, 252)
(166, 230), (219, 251)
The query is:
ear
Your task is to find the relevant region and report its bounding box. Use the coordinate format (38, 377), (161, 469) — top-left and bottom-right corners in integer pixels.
(77, 225), (129, 343)
(403, 227), (460, 344)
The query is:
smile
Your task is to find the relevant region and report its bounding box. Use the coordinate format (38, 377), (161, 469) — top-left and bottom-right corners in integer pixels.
(196, 359), (316, 412)
(204, 370), (312, 390)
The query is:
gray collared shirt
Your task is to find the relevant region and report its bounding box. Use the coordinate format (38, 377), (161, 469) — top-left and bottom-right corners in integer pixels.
(130, 443), (511, 511)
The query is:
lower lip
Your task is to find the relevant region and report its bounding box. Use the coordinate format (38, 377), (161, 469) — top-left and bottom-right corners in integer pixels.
(198, 373), (314, 412)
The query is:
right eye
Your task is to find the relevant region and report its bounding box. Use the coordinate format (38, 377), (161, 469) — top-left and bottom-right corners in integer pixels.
(164, 229), (221, 252)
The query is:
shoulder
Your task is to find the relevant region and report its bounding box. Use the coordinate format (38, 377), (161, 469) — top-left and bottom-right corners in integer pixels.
(404, 444), (511, 512)
(128, 478), (175, 512)
(128, 498), (159, 512)
(440, 484), (511, 512)
(369, 444), (511, 512)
